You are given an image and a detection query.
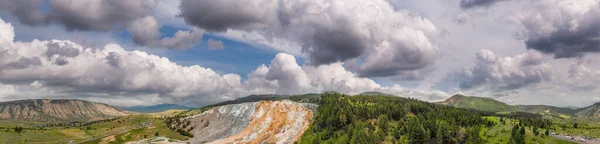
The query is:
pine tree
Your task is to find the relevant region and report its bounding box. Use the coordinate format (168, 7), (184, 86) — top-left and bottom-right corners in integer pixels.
(376, 114), (389, 134)
(436, 122), (444, 144)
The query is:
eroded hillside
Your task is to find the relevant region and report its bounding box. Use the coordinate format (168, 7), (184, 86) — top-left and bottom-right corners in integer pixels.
(0, 99), (129, 122)
(177, 100), (316, 144)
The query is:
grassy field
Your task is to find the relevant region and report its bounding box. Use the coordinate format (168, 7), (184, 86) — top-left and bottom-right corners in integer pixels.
(0, 114), (189, 144)
(481, 116), (576, 144)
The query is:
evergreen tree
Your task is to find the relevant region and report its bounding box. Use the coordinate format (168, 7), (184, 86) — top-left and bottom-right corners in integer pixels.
(376, 114), (389, 134)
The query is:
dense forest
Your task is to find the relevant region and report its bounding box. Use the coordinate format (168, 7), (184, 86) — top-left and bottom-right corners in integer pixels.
(298, 93), (498, 144)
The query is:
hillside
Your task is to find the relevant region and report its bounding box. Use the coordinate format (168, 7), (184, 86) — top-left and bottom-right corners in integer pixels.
(516, 105), (578, 118)
(575, 102), (600, 118)
(126, 104), (193, 113)
(168, 100), (315, 143)
(0, 99), (128, 122)
(439, 94), (518, 112)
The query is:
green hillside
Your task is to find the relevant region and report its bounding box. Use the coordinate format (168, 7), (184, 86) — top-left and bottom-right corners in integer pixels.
(298, 93), (574, 144)
(516, 105), (577, 118)
(439, 94), (518, 112)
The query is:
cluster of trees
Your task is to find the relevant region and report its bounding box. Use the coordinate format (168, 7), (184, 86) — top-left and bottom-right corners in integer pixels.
(508, 119), (552, 144)
(298, 93), (494, 144)
(163, 116), (195, 138)
(510, 125), (526, 144)
(36, 117), (119, 129)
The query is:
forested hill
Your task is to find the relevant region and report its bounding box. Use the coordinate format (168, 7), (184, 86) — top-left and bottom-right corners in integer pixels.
(202, 93), (320, 108)
(439, 94), (518, 112)
(298, 93), (494, 143)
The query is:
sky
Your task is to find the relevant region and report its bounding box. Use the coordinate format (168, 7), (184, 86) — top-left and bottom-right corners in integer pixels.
(0, 0), (599, 108)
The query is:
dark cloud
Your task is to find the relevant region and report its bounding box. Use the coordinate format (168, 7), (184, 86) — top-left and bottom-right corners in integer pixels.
(178, 0), (267, 32)
(0, 0), (48, 26)
(1, 0), (156, 31)
(47, 0), (157, 31)
(459, 0), (509, 9)
(524, 17), (600, 58)
(302, 25), (366, 65)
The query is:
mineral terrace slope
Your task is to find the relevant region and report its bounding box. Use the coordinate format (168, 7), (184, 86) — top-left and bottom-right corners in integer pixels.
(180, 100), (316, 144)
(0, 99), (129, 122)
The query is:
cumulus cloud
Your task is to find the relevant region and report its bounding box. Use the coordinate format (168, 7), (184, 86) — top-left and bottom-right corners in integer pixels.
(0, 0), (203, 49)
(485, 59), (600, 107)
(129, 16), (204, 49)
(207, 39), (224, 50)
(0, 17), (445, 106)
(460, 0), (600, 58)
(519, 0), (600, 58)
(0, 18), (240, 106)
(179, 0), (440, 77)
(242, 53), (448, 101)
(456, 50), (553, 91)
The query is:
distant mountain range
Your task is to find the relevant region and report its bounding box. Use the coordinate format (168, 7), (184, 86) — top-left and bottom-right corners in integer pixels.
(2, 93), (599, 123)
(125, 104), (194, 113)
(437, 94), (600, 119)
(0, 99), (129, 122)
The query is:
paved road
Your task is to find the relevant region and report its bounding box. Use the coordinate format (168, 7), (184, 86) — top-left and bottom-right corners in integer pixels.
(551, 134), (600, 144)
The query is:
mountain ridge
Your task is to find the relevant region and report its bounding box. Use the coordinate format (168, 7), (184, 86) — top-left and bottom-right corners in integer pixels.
(126, 104), (194, 113)
(575, 102), (600, 118)
(0, 99), (129, 122)
(438, 94), (600, 119)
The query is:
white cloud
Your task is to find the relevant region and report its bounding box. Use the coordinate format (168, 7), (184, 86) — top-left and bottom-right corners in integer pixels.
(0, 18), (240, 106)
(242, 53), (447, 101)
(0, 17), (445, 106)
(0, 18), (14, 42)
(456, 49), (553, 92)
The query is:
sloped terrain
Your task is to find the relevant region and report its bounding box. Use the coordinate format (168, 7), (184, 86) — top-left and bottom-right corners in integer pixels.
(516, 105), (578, 118)
(126, 104), (193, 113)
(0, 99), (128, 122)
(439, 94), (518, 112)
(576, 102), (600, 118)
(179, 100), (315, 144)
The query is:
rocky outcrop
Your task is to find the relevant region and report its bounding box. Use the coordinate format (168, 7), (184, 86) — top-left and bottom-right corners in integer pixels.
(180, 100), (315, 144)
(0, 99), (129, 122)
